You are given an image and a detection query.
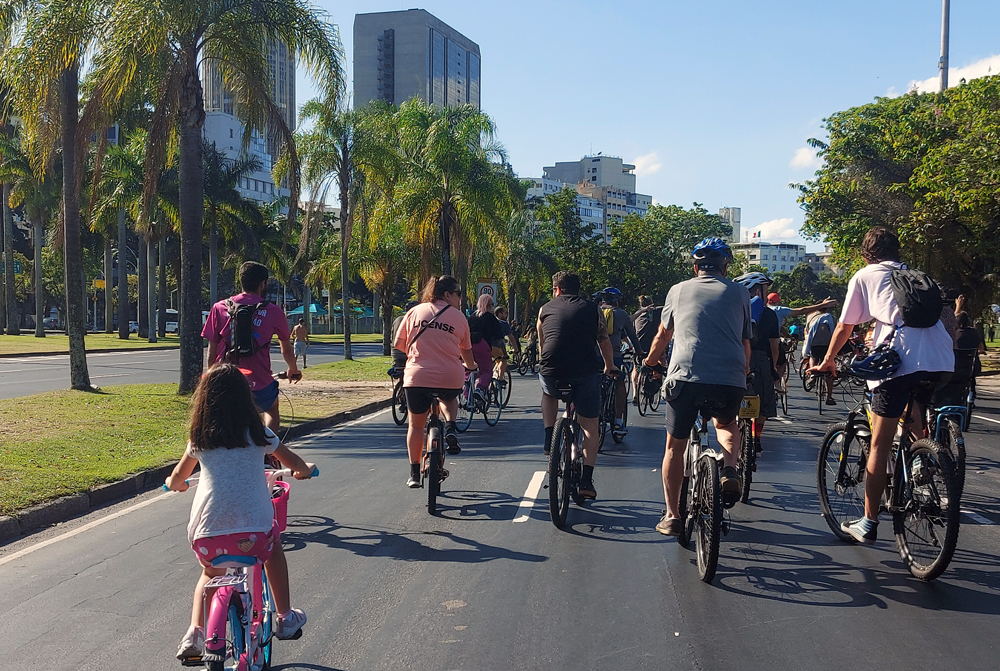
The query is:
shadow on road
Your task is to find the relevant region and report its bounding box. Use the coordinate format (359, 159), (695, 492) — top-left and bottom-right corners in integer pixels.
(272, 664), (347, 671)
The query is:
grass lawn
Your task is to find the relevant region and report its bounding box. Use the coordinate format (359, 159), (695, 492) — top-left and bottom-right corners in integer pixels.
(0, 357), (395, 516)
(0, 384), (190, 516)
(306, 332), (385, 345)
(0, 333), (180, 356)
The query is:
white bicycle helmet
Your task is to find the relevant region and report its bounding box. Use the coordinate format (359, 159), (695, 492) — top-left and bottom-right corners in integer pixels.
(734, 271), (772, 290)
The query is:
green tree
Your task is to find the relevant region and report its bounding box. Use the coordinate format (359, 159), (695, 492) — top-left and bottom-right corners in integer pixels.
(92, 0), (344, 393)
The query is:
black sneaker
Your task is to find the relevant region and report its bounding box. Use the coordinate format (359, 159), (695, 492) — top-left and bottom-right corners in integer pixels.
(543, 443), (551, 456)
(445, 431), (461, 455)
(578, 479), (597, 500)
(826, 397), (837, 406)
(655, 515), (682, 536)
(841, 518), (878, 544)
(406, 474), (421, 489)
(720, 465), (742, 505)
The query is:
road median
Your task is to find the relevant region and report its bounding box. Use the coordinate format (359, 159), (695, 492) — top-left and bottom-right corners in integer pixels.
(0, 356), (394, 544)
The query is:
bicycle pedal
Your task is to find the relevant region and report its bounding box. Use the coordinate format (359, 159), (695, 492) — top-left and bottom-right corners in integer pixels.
(180, 657), (206, 668)
(276, 627), (304, 641)
(721, 516), (732, 536)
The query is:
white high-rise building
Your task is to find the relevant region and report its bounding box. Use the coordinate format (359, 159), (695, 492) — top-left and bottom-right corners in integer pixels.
(719, 207), (741, 243)
(731, 241), (806, 274)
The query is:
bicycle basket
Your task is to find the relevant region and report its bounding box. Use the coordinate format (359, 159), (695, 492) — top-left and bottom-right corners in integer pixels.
(271, 480), (290, 533)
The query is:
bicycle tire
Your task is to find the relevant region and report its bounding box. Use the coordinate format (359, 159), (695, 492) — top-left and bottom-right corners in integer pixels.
(816, 422), (868, 542)
(455, 380), (474, 433)
(940, 418), (965, 498)
(530, 354), (538, 374)
(516, 353), (528, 376)
(695, 456), (722, 583)
(738, 419), (754, 503)
(501, 367), (512, 408)
(426, 429), (442, 515)
(484, 381), (502, 426)
(205, 589), (245, 671)
(798, 357), (809, 381)
(636, 370), (648, 417)
(549, 417), (572, 528)
(650, 387), (661, 411)
(391, 381), (407, 426)
(893, 439), (961, 581)
(780, 387), (788, 415)
(612, 396), (627, 444)
(678, 475), (693, 549)
(260, 569), (274, 669)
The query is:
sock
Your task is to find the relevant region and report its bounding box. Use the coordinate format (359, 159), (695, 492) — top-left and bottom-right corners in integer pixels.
(583, 465), (594, 481)
(446, 421), (457, 434)
(278, 610), (292, 619)
(410, 463), (420, 479)
(544, 426), (554, 449)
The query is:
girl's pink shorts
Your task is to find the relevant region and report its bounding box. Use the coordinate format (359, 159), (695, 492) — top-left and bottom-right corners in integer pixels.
(191, 520), (280, 568)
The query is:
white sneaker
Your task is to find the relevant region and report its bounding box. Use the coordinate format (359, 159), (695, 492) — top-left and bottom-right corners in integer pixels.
(275, 608), (307, 639)
(175, 625), (205, 660)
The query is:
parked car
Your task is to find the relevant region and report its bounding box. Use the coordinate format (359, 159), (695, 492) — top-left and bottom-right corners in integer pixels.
(162, 309), (178, 333)
(42, 317), (59, 330)
(129, 321), (140, 333)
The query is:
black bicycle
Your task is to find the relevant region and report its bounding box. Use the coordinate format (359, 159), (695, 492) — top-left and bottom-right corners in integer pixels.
(636, 365), (662, 416)
(388, 367), (407, 426)
(548, 384), (587, 528)
(816, 388), (961, 580)
(515, 343), (538, 375)
(597, 373), (627, 449)
(737, 388), (760, 504)
(421, 393), (450, 515)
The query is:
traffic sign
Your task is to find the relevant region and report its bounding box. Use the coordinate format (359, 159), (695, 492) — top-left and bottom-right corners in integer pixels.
(94, 279), (106, 289)
(0, 260), (22, 274)
(476, 279), (498, 302)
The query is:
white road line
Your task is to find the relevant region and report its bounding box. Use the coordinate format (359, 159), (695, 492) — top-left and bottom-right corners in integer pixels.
(972, 414), (1000, 425)
(91, 374), (132, 379)
(333, 408), (390, 430)
(961, 509), (995, 525)
(773, 417), (792, 424)
(512, 470), (546, 523)
(0, 490), (177, 567)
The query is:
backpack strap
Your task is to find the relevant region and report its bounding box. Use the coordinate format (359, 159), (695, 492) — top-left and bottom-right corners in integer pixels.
(406, 304), (451, 353)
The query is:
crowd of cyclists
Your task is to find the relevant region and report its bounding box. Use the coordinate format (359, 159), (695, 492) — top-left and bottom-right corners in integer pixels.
(168, 225), (990, 659)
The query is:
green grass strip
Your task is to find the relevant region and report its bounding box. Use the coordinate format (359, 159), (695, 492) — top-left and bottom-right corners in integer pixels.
(0, 333), (181, 355)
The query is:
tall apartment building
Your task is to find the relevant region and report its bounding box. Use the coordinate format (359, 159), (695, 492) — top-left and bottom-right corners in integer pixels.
(526, 177), (607, 241)
(354, 9), (481, 109)
(731, 241), (807, 274)
(542, 155), (652, 237)
(719, 207), (741, 243)
(201, 39), (296, 205)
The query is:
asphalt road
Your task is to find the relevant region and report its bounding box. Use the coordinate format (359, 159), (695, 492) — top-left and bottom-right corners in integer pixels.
(3, 370), (1000, 670)
(0, 343), (385, 398)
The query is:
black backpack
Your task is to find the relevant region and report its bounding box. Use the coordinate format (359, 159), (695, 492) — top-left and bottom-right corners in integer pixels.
(889, 266), (942, 328)
(225, 299), (269, 361)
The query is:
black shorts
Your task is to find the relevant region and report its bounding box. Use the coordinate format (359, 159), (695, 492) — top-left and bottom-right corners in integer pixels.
(777, 346), (787, 366)
(403, 387), (462, 415)
(871, 371), (951, 419)
(810, 344), (829, 362)
(664, 382), (746, 439)
(539, 373), (602, 418)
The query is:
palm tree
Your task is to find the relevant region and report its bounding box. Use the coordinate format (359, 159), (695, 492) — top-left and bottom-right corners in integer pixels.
(1, 0), (102, 388)
(0, 125), (60, 338)
(92, 0), (344, 393)
(354, 218), (415, 354)
(391, 99), (518, 283)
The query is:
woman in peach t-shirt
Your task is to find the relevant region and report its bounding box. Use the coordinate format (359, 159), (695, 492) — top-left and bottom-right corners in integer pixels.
(394, 276), (478, 488)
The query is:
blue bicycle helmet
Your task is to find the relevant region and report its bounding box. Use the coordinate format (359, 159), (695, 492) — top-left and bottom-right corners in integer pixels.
(602, 287), (622, 297)
(692, 237), (733, 263)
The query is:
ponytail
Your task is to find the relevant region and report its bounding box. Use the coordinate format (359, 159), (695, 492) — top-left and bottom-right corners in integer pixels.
(421, 275), (460, 303)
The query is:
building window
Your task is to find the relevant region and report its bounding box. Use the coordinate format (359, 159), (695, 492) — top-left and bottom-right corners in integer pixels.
(229, 129), (233, 138)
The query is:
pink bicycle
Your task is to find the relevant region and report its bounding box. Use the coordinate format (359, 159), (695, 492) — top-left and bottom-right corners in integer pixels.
(173, 467), (317, 671)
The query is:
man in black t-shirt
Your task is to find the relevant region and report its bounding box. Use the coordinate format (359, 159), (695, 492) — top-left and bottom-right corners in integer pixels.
(537, 271), (618, 500)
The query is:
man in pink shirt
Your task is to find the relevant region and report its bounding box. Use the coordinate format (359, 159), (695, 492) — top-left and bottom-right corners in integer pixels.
(202, 261), (300, 432)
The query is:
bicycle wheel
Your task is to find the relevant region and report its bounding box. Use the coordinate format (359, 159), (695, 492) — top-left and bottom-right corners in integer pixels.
(939, 418), (965, 498)
(426, 428), (442, 515)
(530, 354), (538, 374)
(694, 456), (722, 583)
(455, 381), (474, 433)
(205, 590), (245, 671)
(391, 381), (407, 426)
(817, 422), (868, 542)
(678, 475), (693, 549)
(483, 381), (502, 426)
(548, 417), (572, 528)
(893, 440), (961, 581)
(612, 396), (628, 444)
(817, 378), (824, 415)
(259, 569), (274, 669)
(501, 367), (512, 408)
(636, 370), (648, 417)
(650, 386), (661, 411)
(738, 419), (754, 503)
(798, 357), (808, 380)
(779, 387), (788, 415)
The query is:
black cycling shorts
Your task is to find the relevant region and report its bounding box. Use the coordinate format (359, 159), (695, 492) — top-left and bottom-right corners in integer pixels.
(664, 382), (745, 439)
(403, 387), (462, 415)
(871, 371), (950, 419)
(539, 373), (602, 418)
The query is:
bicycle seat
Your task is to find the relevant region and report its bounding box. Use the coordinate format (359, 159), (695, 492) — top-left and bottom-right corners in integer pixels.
(552, 382), (574, 402)
(210, 554), (258, 569)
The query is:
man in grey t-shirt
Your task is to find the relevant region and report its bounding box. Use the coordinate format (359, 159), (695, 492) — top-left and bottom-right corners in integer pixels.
(643, 237), (752, 537)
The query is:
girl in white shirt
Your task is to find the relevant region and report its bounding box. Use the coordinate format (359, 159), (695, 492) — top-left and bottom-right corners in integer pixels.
(166, 364), (315, 660)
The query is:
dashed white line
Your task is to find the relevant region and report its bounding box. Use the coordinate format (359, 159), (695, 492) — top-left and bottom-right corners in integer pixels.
(773, 417), (792, 425)
(972, 414), (1000, 426)
(91, 374), (132, 379)
(513, 470), (547, 523)
(962, 509), (995, 525)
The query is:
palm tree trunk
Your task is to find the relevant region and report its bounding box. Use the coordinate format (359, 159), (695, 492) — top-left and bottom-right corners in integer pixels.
(381, 287), (392, 356)
(146, 233), (156, 343)
(177, 58), (206, 394)
(158, 235), (167, 337)
(4, 183), (19, 334)
(209, 221), (218, 305)
(138, 233), (149, 339)
(103, 238), (113, 333)
(117, 208), (129, 339)
(303, 283), (311, 341)
(340, 149), (352, 361)
(439, 203), (453, 277)
(61, 65), (91, 389)
(0, 202), (5, 334)
(34, 218), (44, 338)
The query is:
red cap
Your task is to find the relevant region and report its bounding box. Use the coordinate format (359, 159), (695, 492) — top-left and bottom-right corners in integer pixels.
(767, 292), (780, 304)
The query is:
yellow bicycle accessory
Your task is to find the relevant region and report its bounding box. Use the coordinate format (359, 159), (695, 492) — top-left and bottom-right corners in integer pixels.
(739, 395), (761, 419)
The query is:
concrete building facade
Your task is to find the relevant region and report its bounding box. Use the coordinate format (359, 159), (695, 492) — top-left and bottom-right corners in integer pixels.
(202, 112), (289, 206)
(526, 177), (608, 241)
(542, 155), (652, 238)
(731, 241), (807, 274)
(354, 9), (481, 109)
(719, 207), (741, 243)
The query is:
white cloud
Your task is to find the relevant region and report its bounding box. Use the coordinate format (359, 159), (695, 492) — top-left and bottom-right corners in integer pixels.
(906, 53), (1000, 93)
(632, 151), (662, 176)
(790, 146), (822, 170)
(748, 217), (798, 242)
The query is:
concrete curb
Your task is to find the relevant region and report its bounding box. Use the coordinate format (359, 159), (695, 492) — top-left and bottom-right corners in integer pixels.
(0, 345), (180, 359)
(0, 397), (392, 546)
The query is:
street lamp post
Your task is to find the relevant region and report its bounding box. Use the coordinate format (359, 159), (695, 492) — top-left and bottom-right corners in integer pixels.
(939, 0), (950, 92)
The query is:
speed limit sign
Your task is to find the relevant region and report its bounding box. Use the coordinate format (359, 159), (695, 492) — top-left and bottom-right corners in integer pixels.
(477, 279), (498, 300)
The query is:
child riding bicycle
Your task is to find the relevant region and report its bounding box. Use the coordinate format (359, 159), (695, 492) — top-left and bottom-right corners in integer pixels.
(166, 364), (316, 661)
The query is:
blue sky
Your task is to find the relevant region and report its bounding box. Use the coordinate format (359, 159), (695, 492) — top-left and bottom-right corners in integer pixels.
(302, 1), (1000, 252)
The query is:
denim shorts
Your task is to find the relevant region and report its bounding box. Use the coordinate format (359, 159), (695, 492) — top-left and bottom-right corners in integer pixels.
(252, 379), (280, 412)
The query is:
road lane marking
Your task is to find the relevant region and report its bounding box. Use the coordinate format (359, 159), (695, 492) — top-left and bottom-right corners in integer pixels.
(773, 417), (792, 424)
(972, 414), (1000, 425)
(512, 470), (546, 523)
(961, 509), (994, 525)
(91, 374), (131, 379)
(0, 490), (177, 567)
